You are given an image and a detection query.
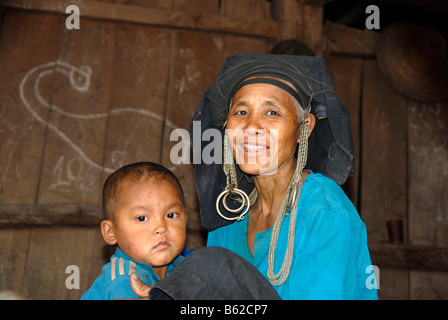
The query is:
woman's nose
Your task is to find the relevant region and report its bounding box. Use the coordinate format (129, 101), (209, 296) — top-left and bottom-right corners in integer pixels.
(243, 114), (265, 135)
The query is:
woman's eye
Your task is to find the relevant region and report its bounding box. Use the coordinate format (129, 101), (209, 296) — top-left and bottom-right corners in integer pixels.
(267, 110), (279, 116)
(234, 110), (247, 116)
(136, 216), (148, 222)
(167, 212), (178, 219)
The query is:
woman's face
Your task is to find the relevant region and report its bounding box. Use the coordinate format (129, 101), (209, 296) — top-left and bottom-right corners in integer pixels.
(226, 82), (301, 176)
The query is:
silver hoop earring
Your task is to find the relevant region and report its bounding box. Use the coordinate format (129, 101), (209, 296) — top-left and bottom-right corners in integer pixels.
(216, 185), (250, 221)
(215, 131), (250, 221)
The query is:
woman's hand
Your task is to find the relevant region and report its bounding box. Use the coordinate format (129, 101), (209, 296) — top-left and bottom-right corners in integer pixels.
(130, 273), (152, 299)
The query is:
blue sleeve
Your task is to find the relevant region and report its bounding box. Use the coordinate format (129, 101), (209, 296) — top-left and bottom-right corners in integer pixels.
(354, 223), (379, 299)
(286, 206), (377, 300)
(81, 287), (103, 300)
(288, 207), (352, 299)
(80, 275), (106, 300)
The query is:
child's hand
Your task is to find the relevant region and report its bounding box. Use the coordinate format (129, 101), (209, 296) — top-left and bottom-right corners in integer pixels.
(130, 273), (152, 299)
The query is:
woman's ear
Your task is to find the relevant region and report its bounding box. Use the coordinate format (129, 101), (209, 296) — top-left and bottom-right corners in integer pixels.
(297, 113), (316, 143)
(305, 113), (316, 138)
(101, 219), (117, 245)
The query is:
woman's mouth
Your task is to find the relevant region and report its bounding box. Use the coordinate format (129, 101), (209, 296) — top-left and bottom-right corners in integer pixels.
(242, 143), (267, 153)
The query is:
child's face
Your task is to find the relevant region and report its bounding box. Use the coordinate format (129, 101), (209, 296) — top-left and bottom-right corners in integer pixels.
(104, 177), (187, 273)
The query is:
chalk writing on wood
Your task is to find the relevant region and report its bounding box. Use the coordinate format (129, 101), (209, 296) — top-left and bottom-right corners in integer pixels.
(19, 61), (178, 181)
(174, 48), (202, 95)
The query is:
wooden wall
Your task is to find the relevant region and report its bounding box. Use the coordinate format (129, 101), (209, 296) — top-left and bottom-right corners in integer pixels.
(325, 22), (448, 299)
(0, 0), (274, 299)
(1, 0), (447, 300)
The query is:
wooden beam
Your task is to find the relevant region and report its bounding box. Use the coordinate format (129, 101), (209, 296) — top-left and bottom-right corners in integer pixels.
(298, 0), (335, 6)
(369, 243), (448, 271)
(362, 0), (448, 13)
(324, 21), (379, 57)
(0, 0), (278, 39)
(272, 0), (323, 54)
(0, 204), (102, 227)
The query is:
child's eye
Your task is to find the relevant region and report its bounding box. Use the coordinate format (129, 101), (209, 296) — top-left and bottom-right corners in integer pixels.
(167, 212), (178, 219)
(136, 216), (148, 222)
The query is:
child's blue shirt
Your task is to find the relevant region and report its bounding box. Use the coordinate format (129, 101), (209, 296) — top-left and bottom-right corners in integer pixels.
(81, 247), (184, 300)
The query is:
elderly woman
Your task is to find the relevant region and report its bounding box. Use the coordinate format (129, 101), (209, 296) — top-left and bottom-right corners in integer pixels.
(191, 54), (377, 300)
(131, 54), (377, 300)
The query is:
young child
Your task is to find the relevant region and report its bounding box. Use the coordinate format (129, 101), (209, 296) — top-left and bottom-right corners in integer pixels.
(81, 161), (188, 300)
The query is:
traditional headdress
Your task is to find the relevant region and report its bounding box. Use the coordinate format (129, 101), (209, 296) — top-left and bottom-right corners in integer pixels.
(189, 54), (355, 285)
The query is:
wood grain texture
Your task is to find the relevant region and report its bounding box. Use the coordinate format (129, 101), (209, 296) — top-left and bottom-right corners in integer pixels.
(0, 13), (60, 204)
(360, 60), (408, 243)
(1, 0), (278, 39)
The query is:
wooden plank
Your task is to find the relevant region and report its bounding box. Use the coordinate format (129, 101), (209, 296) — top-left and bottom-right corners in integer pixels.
(0, 229), (31, 298)
(0, 203), (102, 227)
(326, 57), (363, 208)
(324, 21), (379, 57)
(369, 243), (448, 271)
(407, 99), (448, 301)
(175, 0), (219, 14)
(0, 12), (60, 204)
(410, 270), (448, 299)
(22, 227), (103, 299)
(102, 24), (173, 174)
(360, 60), (408, 243)
(222, 34), (271, 58)
(302, 3), (323, 55)
(300, 0), (335, 5)
(125, 0), (174, 11)
(1, 0), (278, 39)
(377, 268), (409, 300)
(36, 19), (117, 205)
(160, 30), (224, 164)
(220, 0), (271, 20)
(408, 100), (448, 247)
(272, 0), (323, 54)
(272, 0), (301, 41)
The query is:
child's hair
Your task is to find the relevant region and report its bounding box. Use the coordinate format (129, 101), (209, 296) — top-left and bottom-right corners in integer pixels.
(102, 162), (185, 220)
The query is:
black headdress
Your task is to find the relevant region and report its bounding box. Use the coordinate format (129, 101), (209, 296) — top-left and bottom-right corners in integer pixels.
(189, 54), (355, 231)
